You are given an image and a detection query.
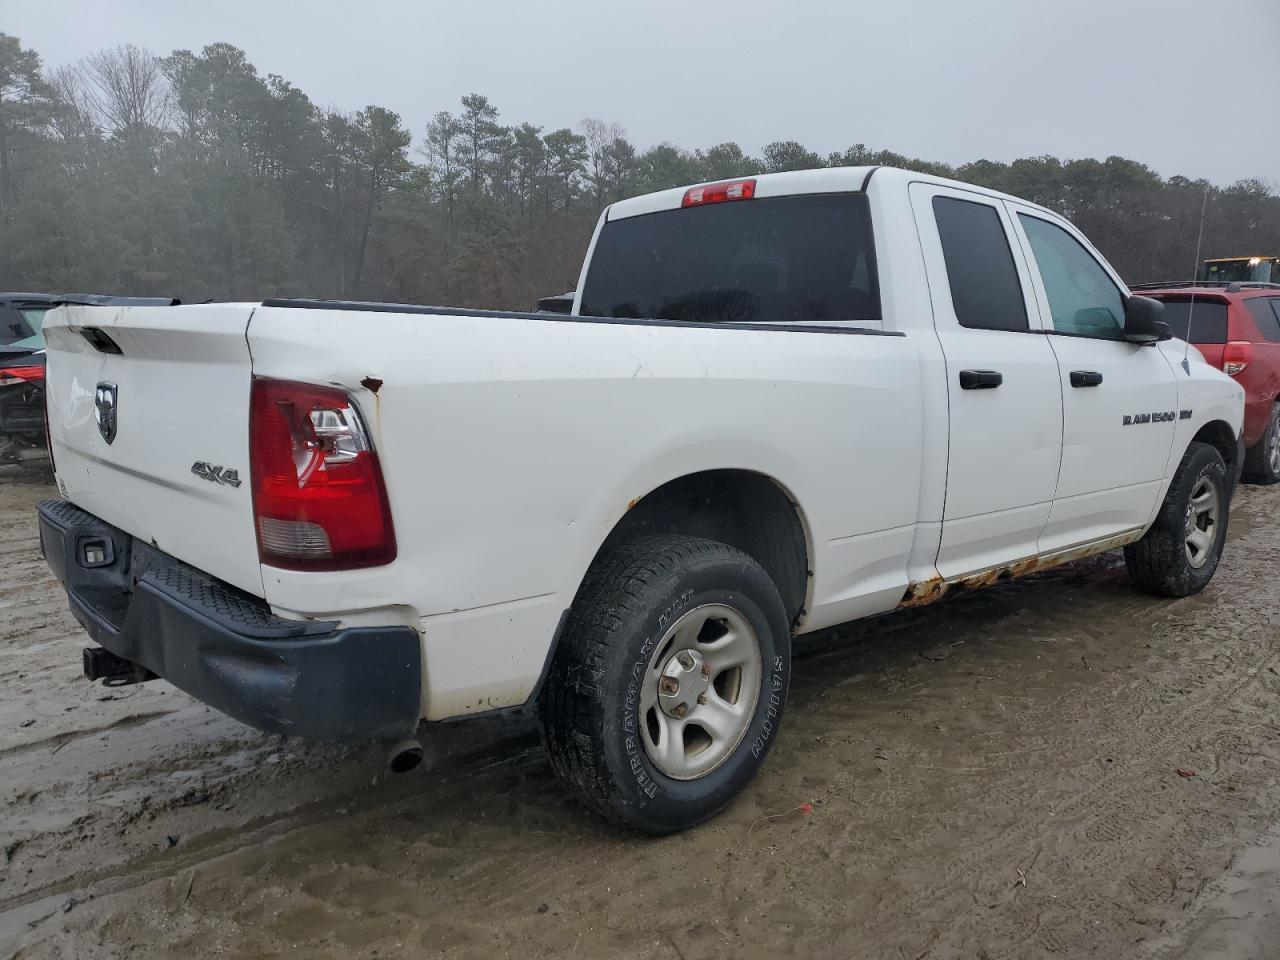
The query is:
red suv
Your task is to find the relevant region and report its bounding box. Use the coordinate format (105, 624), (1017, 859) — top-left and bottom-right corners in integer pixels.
(1132, 282), (1280, 483)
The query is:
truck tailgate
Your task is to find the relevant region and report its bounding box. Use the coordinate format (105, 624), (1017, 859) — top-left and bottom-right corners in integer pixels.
(43, 304), (263, 596)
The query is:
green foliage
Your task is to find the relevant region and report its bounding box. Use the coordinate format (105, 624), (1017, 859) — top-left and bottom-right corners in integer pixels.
(762, 140), (824, 173)
(0, 33), (63, 258)
(1, 32), (1277, 307)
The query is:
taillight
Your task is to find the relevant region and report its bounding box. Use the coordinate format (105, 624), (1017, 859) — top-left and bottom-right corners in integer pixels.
(0, 364), (44, 386)
(1223, 341), (1252, 377)
(249, 377), (395, 570)
(682, 178), (756, 208)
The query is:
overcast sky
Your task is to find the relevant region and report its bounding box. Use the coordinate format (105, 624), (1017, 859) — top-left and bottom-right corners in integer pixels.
(4, 0), (1277, 186)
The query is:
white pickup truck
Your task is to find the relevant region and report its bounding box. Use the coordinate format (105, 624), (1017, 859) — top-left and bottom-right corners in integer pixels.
(39, 166), (1243, 833)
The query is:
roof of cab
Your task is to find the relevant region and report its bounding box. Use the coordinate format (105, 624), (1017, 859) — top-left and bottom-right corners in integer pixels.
(604, 165), (1058, 222)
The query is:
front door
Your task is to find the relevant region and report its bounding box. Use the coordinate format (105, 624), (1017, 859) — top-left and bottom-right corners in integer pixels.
(910, 183), (1064, 578)
(1007, 204), (1178, 552)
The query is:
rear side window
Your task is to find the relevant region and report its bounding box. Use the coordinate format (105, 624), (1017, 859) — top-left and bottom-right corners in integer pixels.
(7, 307), (50, 351)
(0, 305), (37, 346)
(1019, 214), (1126, 340)
(1157, 299), (1229, 344)
(579, 193), (880, 325)
(1245, 298), (1280, 342)
(932, 197), (1027, 331)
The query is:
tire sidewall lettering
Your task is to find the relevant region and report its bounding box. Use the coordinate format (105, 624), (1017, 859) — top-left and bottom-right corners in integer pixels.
(622, 588), (694, 798)
(616, 583), (787, 808)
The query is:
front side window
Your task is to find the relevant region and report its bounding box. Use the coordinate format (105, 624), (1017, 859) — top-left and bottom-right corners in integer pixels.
(579, 193), (880, 325)
(932, 196), (1028, 332)
(1019, 214), (1126, 340)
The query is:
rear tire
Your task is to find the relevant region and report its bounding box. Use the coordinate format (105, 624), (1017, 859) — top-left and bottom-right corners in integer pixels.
(541, 535), (791, 834)
(1124, 442), (1229, 597)
(1242, 404), (1280, 485)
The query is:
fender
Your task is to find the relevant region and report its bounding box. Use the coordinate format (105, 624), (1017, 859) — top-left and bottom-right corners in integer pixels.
(429, 452), (818, 724)
(1148, 349), (1245, 525)
(561, 444), (818, 617)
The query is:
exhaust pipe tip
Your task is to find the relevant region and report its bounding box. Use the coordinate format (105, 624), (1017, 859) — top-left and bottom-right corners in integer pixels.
(387, 739), (424, 774)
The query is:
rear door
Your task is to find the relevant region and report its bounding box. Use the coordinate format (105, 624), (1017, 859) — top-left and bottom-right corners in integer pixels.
(1007, 206), (1178, 552)
(1243, 295), (1280, 401)
(910, 183), (1064, 578)
(43, 304), (263, 595)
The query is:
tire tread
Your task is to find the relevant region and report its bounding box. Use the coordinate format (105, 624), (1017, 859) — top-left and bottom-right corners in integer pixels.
(541, 535), (772, 829)
(1242, 404), (1280, 485)
(1124, 441), (1228, 597)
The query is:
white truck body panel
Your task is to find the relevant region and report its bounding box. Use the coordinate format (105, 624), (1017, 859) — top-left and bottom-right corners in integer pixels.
(41, 166), (1245, 725)
(1005, 200), (1182, 552)
(245, 305), (926, 717)
(42, 303), (263, 595)
(908, 180), (1065, 577)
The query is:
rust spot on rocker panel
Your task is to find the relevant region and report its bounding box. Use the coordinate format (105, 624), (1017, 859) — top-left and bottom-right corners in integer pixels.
(898, 530), (1144, 609)
(958, 568), (1003, 590)
(899, 576), (949, 608)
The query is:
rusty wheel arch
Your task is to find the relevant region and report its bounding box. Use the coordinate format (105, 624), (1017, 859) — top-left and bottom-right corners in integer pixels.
(591, 469), (812, 628)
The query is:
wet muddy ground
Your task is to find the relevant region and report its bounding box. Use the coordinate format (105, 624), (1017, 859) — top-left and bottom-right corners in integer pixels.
(2, 469), (1279, 959)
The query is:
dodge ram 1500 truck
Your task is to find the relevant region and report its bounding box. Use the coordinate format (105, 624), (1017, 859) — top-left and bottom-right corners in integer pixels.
(38, 166), (1244, 833)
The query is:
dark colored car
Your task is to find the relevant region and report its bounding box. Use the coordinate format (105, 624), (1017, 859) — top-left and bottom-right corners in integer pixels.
(1132, 281), (1280, 483)
(0, 293), (177, 465)
(1, 292), (53, 351)
(0, 294), (55, 464)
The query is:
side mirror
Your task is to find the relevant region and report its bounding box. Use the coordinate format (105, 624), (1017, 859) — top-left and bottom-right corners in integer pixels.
(535, 292), (575, 315)
(1123, 295), (1172, 345)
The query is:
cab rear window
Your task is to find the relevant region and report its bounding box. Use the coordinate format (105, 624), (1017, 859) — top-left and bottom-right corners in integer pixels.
(580, 193), (880, 325)
(1155, 298), (1228, 344)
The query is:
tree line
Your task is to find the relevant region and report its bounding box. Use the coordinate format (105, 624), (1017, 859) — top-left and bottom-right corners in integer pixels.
(1, 33), (1276, 309)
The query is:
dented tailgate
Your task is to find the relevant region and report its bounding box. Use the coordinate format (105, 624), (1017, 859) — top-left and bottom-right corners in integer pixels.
(42, 304), (264, 597)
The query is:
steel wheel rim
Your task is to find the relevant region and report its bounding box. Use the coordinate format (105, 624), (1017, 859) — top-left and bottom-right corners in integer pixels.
(1183, 476), (1220, 569)
(639, 603), (762, 781)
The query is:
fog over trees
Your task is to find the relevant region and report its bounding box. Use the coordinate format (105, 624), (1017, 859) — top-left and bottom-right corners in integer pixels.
(2, 34), (1276, 307)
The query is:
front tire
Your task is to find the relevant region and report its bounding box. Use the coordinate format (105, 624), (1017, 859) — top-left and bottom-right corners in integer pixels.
(1124, 441), (1229, 597)
(541, 535), (791, 834)
(1243, 404), (1280, 485)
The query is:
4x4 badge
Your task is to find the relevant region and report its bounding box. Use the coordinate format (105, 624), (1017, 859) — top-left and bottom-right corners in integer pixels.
(95, 382), (118, 444)
(191, 462), (242, 488)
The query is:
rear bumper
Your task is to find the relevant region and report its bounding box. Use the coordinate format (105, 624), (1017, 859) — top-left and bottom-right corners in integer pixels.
(37, 499), (422, 740)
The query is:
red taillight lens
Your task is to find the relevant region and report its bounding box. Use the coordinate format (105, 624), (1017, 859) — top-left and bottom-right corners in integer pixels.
(1223, 341), (1252, 377)
(682, 178), (756, 208)
(0, 364), (44, 386)
(249, 377), (396, 570)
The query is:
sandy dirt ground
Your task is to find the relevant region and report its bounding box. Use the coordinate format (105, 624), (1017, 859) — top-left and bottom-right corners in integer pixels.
(2, 467), (1279, 959)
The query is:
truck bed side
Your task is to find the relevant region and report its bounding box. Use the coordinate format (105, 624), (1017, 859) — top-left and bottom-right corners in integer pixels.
(246, 304), (928, 717)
